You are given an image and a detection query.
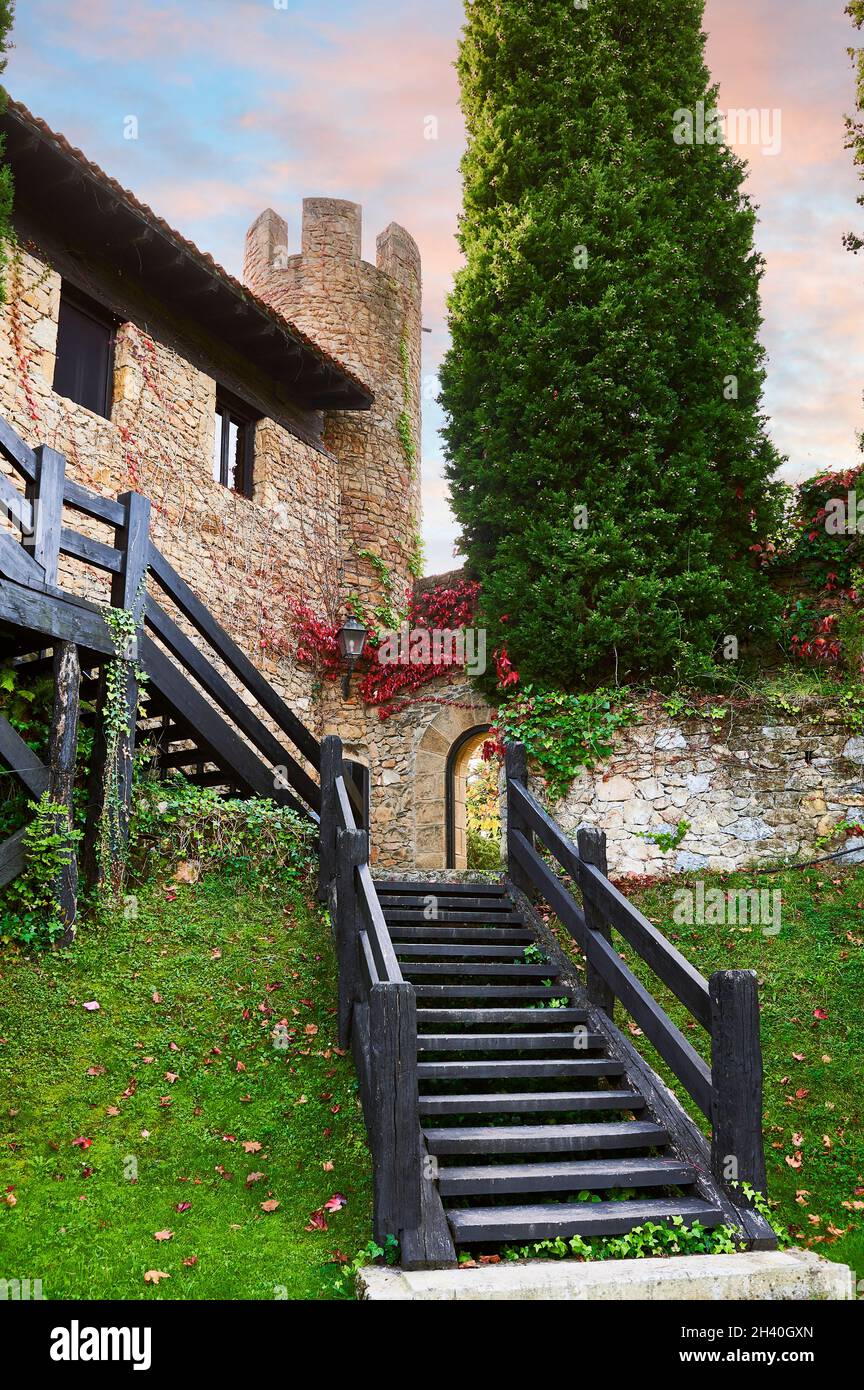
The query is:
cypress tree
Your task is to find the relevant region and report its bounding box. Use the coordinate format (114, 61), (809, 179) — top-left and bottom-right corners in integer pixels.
(440, 0), (782, 689)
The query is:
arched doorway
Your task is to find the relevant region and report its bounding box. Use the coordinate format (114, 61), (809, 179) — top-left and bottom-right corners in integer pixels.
(446, 724), (500, 871)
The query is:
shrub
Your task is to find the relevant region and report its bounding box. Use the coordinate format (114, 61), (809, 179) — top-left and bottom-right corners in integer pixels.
(129, 775), (316, 888)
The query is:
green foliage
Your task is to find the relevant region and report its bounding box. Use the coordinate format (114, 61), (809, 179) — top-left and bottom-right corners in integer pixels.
(440, 0), (783, 689)
(0, 793), (81, 949)
(129, 774), (316, 889)
(635, 818), (690, 853)
(499, 687), (637, 799)
(330, 1234), (400, 1298)
(502, 1215), (742, 1264)
(0, 3), (15, 306)
(465, 752), (501, 869)
(397, 332), (417, 475)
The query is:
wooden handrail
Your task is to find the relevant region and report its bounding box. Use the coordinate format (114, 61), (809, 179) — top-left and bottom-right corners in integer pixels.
(504, 738), (768, 1197)
(148, 543), (321, 771)
(510, 827), (713, 1115)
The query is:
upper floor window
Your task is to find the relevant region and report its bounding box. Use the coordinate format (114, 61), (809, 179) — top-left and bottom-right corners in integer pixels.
(213, 392), (257, 498)
(53, 284), (116, 419)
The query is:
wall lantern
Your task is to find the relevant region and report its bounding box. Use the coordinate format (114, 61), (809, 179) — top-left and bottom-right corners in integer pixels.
(338, 616), (368, 698)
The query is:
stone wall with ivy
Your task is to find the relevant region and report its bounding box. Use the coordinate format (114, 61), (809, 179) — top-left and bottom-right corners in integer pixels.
(534, 698), (864, 878)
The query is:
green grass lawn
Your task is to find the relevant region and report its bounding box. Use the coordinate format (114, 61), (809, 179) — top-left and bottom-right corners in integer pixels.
(0, 872), (373, 1300)
(566, 864), (864, 1279)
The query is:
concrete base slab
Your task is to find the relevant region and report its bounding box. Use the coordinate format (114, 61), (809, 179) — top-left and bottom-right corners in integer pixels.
(357, 1249), (854, 1301)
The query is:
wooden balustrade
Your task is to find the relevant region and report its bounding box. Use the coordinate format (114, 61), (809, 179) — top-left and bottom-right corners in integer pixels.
(503, 740), (769, 1201)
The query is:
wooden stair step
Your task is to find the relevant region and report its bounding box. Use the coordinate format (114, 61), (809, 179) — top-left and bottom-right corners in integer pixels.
(375, 880), (506, 896)
(413, 986), (569, 1000)
(416, 1008), (588, 1026)
(390, 927), (532, 943)
(424, 1121), (668, 1155)
(396, 943), (542, 959)
(402, 963), (558, 978)
(381, 895), (516, 912)
(417, 1032), (604, 1053)
(437, 1156), (693, 1196)
(446, 1198), (725, 1244)
(418, 1089), (646, 1116)
(384, 909), (523, 924)
(418, 1058), (626, 1081)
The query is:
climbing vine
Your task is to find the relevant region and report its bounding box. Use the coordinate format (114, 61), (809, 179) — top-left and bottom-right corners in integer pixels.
(396, 330), (416, 475)
(0, 793), (81, 949)
(96, 593), (147, 893)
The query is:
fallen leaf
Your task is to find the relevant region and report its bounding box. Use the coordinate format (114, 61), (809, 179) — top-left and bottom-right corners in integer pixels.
(153, 1230), (174, 1242)
(164, 1072), (179, 1084)
(71, 1137), (92, 1150)
(82, 1001), (100, 1012)
(86, 1065), (105, 1076)
(305, 1209), (327, 1231)
(182, 1256), (198, 1267)
(175, 1202), (192, 1213)
(152, 992), (163, 1005)
(242, 1140), (262, 1154)
(245, 1172), (266, 1187)
(323, 1193), (347, 1213)
(322, 1161), (334, 1172)
(785, 1152), (803, 1170)
(813, 1008), (829, 1021)
(260, 1199), (280, 1213)
(143, 1271), (170, 1284)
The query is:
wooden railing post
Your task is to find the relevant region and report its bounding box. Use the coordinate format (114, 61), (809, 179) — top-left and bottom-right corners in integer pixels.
(25, 444), (66, 584)
(577, 826), (617, 1019)
(83, 491), (151, 889)
(504, 740), (534, 895)
(334, 825), (366, 1047)
(318, 734), (343, 901)
(369, 980), (421, 1242)
(47, 641), (82, 945)
(709, 969), (767, 1196)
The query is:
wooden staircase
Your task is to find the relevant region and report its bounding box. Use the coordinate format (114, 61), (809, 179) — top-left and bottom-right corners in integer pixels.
(377, 879), (726, 1248)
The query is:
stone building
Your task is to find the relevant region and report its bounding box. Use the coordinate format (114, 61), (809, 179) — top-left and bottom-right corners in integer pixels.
(0, 99), (491, 871)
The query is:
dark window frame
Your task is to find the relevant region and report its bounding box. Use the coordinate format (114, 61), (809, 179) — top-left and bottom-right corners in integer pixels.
(52, 282), (118, 420)
(213, 390), (259, 499)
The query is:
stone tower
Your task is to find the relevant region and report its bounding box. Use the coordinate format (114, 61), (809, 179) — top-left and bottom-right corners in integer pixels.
(243, 200), (422, 615)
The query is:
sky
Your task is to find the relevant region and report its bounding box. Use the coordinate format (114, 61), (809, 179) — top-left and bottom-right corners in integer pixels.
(5, 0), (864, 573)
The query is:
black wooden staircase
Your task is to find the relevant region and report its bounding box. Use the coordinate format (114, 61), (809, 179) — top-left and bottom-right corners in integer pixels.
(320, 735), (776, 1266)
(377, 879), (727, 1246)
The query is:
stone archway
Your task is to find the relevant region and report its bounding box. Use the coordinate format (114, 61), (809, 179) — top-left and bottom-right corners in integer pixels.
(413, 699), (493, 870)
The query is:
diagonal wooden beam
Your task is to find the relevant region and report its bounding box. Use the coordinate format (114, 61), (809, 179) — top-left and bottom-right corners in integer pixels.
(0, 825), (27, 888)
(0, 713), (48, 797)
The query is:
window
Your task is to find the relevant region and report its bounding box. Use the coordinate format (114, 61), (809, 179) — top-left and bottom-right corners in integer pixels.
(53, 284), (116, 418)
(213, 393), (257, 497)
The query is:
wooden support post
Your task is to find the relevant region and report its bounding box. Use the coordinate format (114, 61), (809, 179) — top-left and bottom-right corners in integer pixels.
(47, 642), (81, 945)
(318, 734), (343, 902)
(25, 445), (66, 584)
(334, 826), (366, 1047)
(709, 969), (767, 1197)
(577, 825), (617, 1019)
(83, 492), (151, 890)
(504, 741), (533, 895)
(369, 981), (421, 1242)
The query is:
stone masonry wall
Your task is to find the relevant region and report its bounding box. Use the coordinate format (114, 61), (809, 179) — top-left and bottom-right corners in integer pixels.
(0, 245), (341, 734)
(537, 701), (864, 876)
